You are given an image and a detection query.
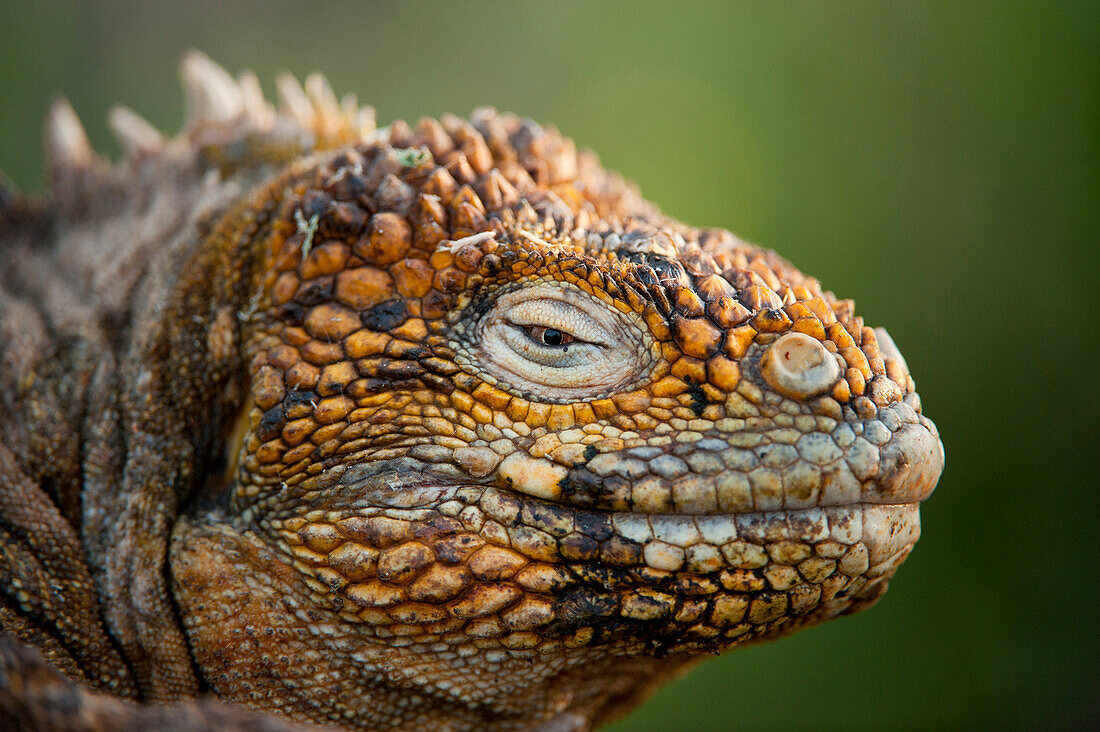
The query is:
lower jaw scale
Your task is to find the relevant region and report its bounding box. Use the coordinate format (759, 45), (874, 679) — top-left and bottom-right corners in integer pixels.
(470, 485), (922, 577)
(609, 501), (919, 574)
(278, 490), (921, 644)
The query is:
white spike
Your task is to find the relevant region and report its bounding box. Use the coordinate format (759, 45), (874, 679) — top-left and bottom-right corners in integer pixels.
(276, 72), (314, 129)
(180, 50), (243, 125)
(341, 90), (358, 127)
(341, 93), (377, 141)
(237, 70), (275, 129)
(107, 105), (164, 157)
(340, 91), (359, 124)
(358, 107), (379, 141)
(305, 73), (341, 121)
(45, 96), (94, 172)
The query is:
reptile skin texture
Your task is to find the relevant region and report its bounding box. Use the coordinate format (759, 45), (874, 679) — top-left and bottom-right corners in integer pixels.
(0, 53), (943, 730)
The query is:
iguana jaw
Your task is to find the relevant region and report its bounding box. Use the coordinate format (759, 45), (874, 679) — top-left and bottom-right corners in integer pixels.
(239, 395), (939, 656)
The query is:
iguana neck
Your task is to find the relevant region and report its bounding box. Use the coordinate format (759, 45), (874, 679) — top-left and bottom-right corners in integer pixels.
(0, 151), (302, 699)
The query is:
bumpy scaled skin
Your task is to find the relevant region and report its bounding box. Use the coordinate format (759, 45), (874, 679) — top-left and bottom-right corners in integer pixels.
(0, 53), (943, 730)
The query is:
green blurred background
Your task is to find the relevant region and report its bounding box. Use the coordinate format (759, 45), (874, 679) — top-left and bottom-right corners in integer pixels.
(1, 1), (1095, 728)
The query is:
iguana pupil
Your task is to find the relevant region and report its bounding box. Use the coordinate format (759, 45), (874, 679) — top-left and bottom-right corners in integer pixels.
(529, 326), (571, 347)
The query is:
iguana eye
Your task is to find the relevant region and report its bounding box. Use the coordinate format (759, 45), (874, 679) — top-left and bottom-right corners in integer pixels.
(523, 326), (574, 347)
(472, 281), (654, 401)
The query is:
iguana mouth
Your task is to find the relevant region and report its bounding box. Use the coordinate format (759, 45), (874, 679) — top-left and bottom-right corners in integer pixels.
(260, 463), (926, 656)
(258, 391), (942, 580)
(256, 399), (939, 653)
(379, 484), (925, 579)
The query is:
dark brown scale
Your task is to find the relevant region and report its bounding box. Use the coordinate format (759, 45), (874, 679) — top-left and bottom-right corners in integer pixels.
(648, 284), (673, 316)
(358, 299), (409, 331)
(650, 259), (691, 289)
(519, 500), (575, 537)
(560, 534), (600, 562)
(293, 276), (334, 307)
(327, 173), (371, 206)
(385, 119), (414, 148)
(320, 202), (368, 239)
(364, 147), (409, 189)
(631, 264), (661, 288)
(568, 566), (626, 591)
(276, 301), (306, 326)
(600, 537), (645, 566)
(420, 289), (451, 319)
(372, 174), (416, 215)
(444, 151), (477, 184)
(298, 189), (333, 220)
(366, 360), (423, 381)
(477, 170), (519, 210)
(283, 389), (320, 409)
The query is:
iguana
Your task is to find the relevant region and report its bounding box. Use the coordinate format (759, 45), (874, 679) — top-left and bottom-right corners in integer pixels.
(0, 52), (944, 730)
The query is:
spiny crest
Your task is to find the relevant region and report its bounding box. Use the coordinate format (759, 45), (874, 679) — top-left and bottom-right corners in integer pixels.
(44, 96), (102, 178)
(34, 50), (381, 196)
(21, 49), (831, 347)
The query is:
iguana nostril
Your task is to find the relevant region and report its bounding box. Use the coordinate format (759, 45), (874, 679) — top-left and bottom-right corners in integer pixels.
(760, 332), (840, 400)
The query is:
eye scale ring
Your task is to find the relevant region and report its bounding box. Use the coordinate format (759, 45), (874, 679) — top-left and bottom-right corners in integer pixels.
(760, 332), (841, 400)
(457, 280), (656, 402)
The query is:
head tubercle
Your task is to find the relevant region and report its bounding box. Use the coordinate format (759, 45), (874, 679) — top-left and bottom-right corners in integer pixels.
(229, 104), (918, 505)
(145, 52), (922, 510)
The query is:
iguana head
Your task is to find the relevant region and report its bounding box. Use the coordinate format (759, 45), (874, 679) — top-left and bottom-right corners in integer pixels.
(25, 52), (941, 728)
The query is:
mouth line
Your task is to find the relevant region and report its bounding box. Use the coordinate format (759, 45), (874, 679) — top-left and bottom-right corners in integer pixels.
(329, 460), (931, 516)
(315, 463), (923, 577)
(276, 398), (943, 534)
(264, 460), (926, 641)
(495, 411), (945, 517)
(484, 484), (921, 569)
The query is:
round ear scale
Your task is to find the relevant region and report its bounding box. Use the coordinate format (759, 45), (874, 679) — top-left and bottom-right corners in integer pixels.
(759, 331), (841, 400)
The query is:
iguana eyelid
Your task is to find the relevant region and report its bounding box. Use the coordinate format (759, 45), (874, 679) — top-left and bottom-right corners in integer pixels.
(471, 281), (652, 400)
(512, 323), (580, 348)
(500, 294), (613, 347)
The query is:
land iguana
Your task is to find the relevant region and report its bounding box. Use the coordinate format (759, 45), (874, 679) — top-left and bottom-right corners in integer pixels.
(0, 52), (944, 730)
